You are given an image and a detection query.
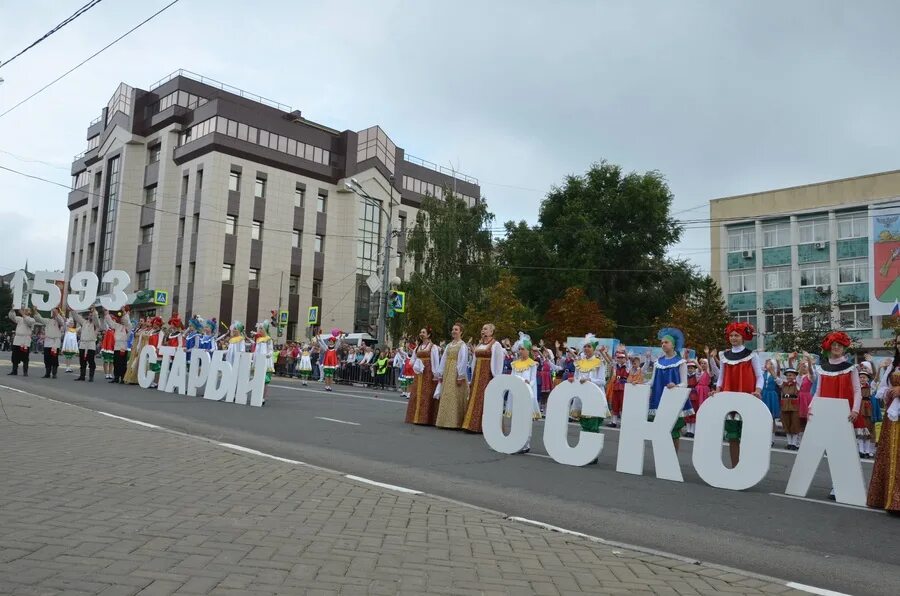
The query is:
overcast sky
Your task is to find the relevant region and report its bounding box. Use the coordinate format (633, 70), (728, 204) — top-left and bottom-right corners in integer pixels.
(2, 0), (900, 278)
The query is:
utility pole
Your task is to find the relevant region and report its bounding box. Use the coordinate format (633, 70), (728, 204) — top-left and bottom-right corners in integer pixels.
(376, 175), (395, 347)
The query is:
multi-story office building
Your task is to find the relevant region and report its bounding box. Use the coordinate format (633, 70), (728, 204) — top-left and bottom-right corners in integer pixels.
(710, 170), (900, 350)
(66, 70), (480, 340)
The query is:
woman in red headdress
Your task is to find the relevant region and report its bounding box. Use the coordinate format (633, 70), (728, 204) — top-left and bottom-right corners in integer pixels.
(714, 321), (763, 468)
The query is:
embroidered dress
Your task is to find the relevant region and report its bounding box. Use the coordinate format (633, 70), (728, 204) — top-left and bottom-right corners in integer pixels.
(859, 377), (875, 439)
(761, 372), (781, 419)
(255, 335), (275, 384)
(814, 359), (863, 434)
(572, 356), (608, 432)
(685, 372), (699, 424)
(100, 328), (115, 363)
(226, 335), (245, 367)
(867, 369), (900, 512)
(511, 358), (542, 420)
(297, 348), (313, 379)
(718, 347), (762, 442)
(405, 342), (440, 425)
(610, 363), (629, 417)
(462, 339), (504, 433)
(648, 355), (691, 439)
(798, 375), (814, 422)
(435, 341), (470, 429)
(319, 337), (341, 378)
(399, 355), (414, 392)
(695, 370), (711, 408)
(62, 327), (79, 357)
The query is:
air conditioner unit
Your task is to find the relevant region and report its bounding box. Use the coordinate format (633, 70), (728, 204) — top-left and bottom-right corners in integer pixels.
(815, 285), (827, 292)
(742, 250), (754, 259)
(815, 241), (826, 250)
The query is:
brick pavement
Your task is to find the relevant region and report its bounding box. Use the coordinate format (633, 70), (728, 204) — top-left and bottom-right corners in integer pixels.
(0, 387), (814, 595)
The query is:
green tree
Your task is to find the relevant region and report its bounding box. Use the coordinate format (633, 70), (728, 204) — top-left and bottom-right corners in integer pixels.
(0, 285), (12, 334)
(407, 193), (497, 335)
(543, 286), (616, 345)
(765, 289), (857, 356)
(462, 272), (537, 341)
(387, 277), (447, 344)
(497, 161), (701, 342)
(650, 276), (729, 351)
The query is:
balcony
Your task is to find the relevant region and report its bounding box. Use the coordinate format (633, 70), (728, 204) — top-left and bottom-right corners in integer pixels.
(68, 186), (89, 210)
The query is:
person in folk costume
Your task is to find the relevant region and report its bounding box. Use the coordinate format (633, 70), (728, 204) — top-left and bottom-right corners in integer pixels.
(569, 335), (610, 433)
(462, 323), (506, 433)
(608, 348), (630, 428)
(34, 307), (66, 379)
(857, 362), (876, 458)
(435, 322), (470, 430)
(867, 339), (900, 514)
(695, 354), (715, 409)
(510, 333), (542, 420)
(776, 367), (802, 450)
(317, 328), (342, 392)
(253, 318), (275, 403)
(787, 352), (816, 445)
(627, 354), (646, 386)
(811, 331), (861, 500)
(405, 327), (441, 425)
(184, 316), (203, 368)
(223, 321), (246, 368)
(714, 322), (763, 468)
(61, 315), (79, 373)
(536, 346), (554, 414)
(397, 342), (415, 398)
(297, 342), (314, 386)
(197, 318), (216, 355)
(8, 307), (36, 376)
(683, 360), (700, 437)
(648, 328), (692, 450)
(166, 314), (186, 351)
(72, 306), (102, 382)
(99, 311), (116, 380)
(103, 306), (132, 384)
(123, 318), (148, 385)
(760, 359), (781, 446)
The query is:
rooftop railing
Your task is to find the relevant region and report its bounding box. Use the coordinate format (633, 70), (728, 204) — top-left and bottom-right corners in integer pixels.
(404, 153), (478, 186)
(149, 69), (293, 113)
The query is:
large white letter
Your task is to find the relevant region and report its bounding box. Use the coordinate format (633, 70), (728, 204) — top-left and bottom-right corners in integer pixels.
(205, 351), (235, 401)
(692, 392), (771, 490)
(137, 345), (157, 389)
(187, 350), (211, 397)
(616, 385), (689, 481)
(543, 381), (605, 466)
(785, 397), (866, 506)
(164, 349), (187, 395)
(231, 353), (253, 404)
(482, 376), (532, 454)
(156, 346), (176, 392)
(234, 351), (266, 407)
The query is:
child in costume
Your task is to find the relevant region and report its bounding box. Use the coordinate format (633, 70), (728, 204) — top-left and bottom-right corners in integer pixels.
(627, 354), (645, 386)
(146, 316), (164, 388)
(569, 334), (609, 433)
(777, 367), (802, 450)
(608, 348), (629, 428)
(761, 359), (781, 446)
(510, 334), (542, 422)
(696, 356), (714, 409)
(61, 317), (79, 373)
(792, 354), (816, 445)
(297, 343), (314, 386)
(858, 362), (876, 458)
(199, 318), (216, 355)
(100, 320), (116, 380)
(648, 328), (691, 450)
(397, 343), (414, 398)
(318, 329), (342, 392)
(254, 318), (275, 403)
(185, 316), (202, 367)
(224, 321), (246, 367)
(715, 322), (763, 468)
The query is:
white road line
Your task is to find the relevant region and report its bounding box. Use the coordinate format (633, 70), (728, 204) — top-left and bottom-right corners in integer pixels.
(97, 411), (162, 429)
(785, 581), (853, 596)
(768, 492), (885, 514)
(344, 474), (421, 494)
(525, 452), (553, 459)
(271, 384), (407, 404)
(217, 442), (305, 465)
(315, 416), (360, 426)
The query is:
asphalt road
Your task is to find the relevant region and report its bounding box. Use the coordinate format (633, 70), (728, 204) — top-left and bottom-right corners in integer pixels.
(1, 361), (897, 595)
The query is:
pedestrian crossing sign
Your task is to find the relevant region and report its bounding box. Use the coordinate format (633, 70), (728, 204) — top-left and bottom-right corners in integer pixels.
(388, 290), (405, 313)
(153, 290), (168, 305)
(278, 310), (289, 327)
(307, 306), (319, 325)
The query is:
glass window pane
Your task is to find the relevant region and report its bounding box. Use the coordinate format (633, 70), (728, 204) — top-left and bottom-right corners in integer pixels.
(259, 130), (269, 146)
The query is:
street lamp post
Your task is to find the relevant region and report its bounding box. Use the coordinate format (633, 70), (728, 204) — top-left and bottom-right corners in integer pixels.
(347, 177), (395, 347)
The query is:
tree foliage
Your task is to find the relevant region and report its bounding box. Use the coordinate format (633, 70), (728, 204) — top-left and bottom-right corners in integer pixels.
(406, 194), (497, 335)
(649, 276), (728, 351)
(462, 272), (537, 341)
(765, 289), (856, 356)
(543, 286), (616, 345)
(387, 277), (447, 344)
(497, 161), (701, 343)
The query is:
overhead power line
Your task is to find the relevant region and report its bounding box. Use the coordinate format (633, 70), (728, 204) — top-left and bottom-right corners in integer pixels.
(0, 0), (105, 71)
(0, 0), (181, 121)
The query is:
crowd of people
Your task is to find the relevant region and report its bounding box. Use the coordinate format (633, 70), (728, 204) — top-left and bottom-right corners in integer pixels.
(6, 307), (899, 513)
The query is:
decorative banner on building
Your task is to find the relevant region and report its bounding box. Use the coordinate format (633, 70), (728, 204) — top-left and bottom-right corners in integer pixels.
(869, 201), (900, 316)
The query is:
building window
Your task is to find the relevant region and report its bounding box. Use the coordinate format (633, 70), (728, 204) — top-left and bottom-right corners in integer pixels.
(357, 198), (381, 274)
(229, 170), (240, 192)
(255, 176), (266, 198)
(292, 230), (301, 248)
(312, 279), (322, 298)
(148, 144), (161, 164)
(225, 215), (236, 235)
(356, 126), (396, 174)
(192, 214), (199, 236)
(93, 172), (102, 189)
(178, 217), (185, 237)
(72, 170), (90, 189)
(314, 234), (324, 253)
(249, 267), (259, 289)
(728, 270), (755, 293)
(798, 218), (828, 244)
(762, 221), (791, 248)
(137, 271), (150, 289)
(317, 191), (327, 213)
(765, 308), (793, 334)
(839, 303), (871, 330)
(730, 310), (757, 329)
(222, 264), (233, 283)
(763, 267), (791, 290)
(838, 258), (868, 284)
(181, 174), (189, 199)
(140, 224), (154, 244)
(727, 227), (755, 252)
(837, 212), (867, 240)
(195, 169), (203, 192)
(289, 275), (299, 294)
(99, 156), (120, 279)
(86, 244), (94, 262)
(144, 184), (157, 204)
(251, 220), (262, 241)
(91, 207), (98, 223)
(189, 263), (195, 284)
(800, 308), (829, 331)
(799, 263), (830, 287)
(295, 184), (305, 208)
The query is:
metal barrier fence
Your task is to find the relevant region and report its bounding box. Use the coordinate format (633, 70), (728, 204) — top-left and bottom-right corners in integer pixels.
(273, 358), (401, 390)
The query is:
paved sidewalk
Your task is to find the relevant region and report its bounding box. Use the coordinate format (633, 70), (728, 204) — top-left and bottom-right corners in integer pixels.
(0, 388), (813, 596)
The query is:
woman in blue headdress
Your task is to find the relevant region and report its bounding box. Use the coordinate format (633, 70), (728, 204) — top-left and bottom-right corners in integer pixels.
(649, 327), (692, 451)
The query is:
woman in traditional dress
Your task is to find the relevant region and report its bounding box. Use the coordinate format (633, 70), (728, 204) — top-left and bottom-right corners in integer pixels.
(761, 359), (781, 446)
(100, 320), (116, 380)
(225, 321), (246, 367)
(683, 360), (699, 437)
(510, 334), (541, 421)
(793, 354), (816, 445)
(435, 323), (470, 430)
(608, 348), (629, 428)
(254, 319), (274, 404)
(318, 329), (342, 392)
(462, 323), (506, 433)
(648, 328), (691, 450)
(405, 328), (440, 425)
(867, 343), (900, 514)
(569, 335), (609, 432)
(714, 322), (763, 468)
(123, 318), (149, 385)
(61, 317), (79, 373)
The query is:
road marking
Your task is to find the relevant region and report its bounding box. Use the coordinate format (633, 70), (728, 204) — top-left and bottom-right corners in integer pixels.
(217, 442), (305, 465)
(767, 492), (885, 514)
(97, 411), (162, 429)
(344, 474), (421, 494)
(785, 582), (853, 596)
(271, 383), (407, 404)
(315, 416), (360, 426)
(525, 452), (553, 459)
